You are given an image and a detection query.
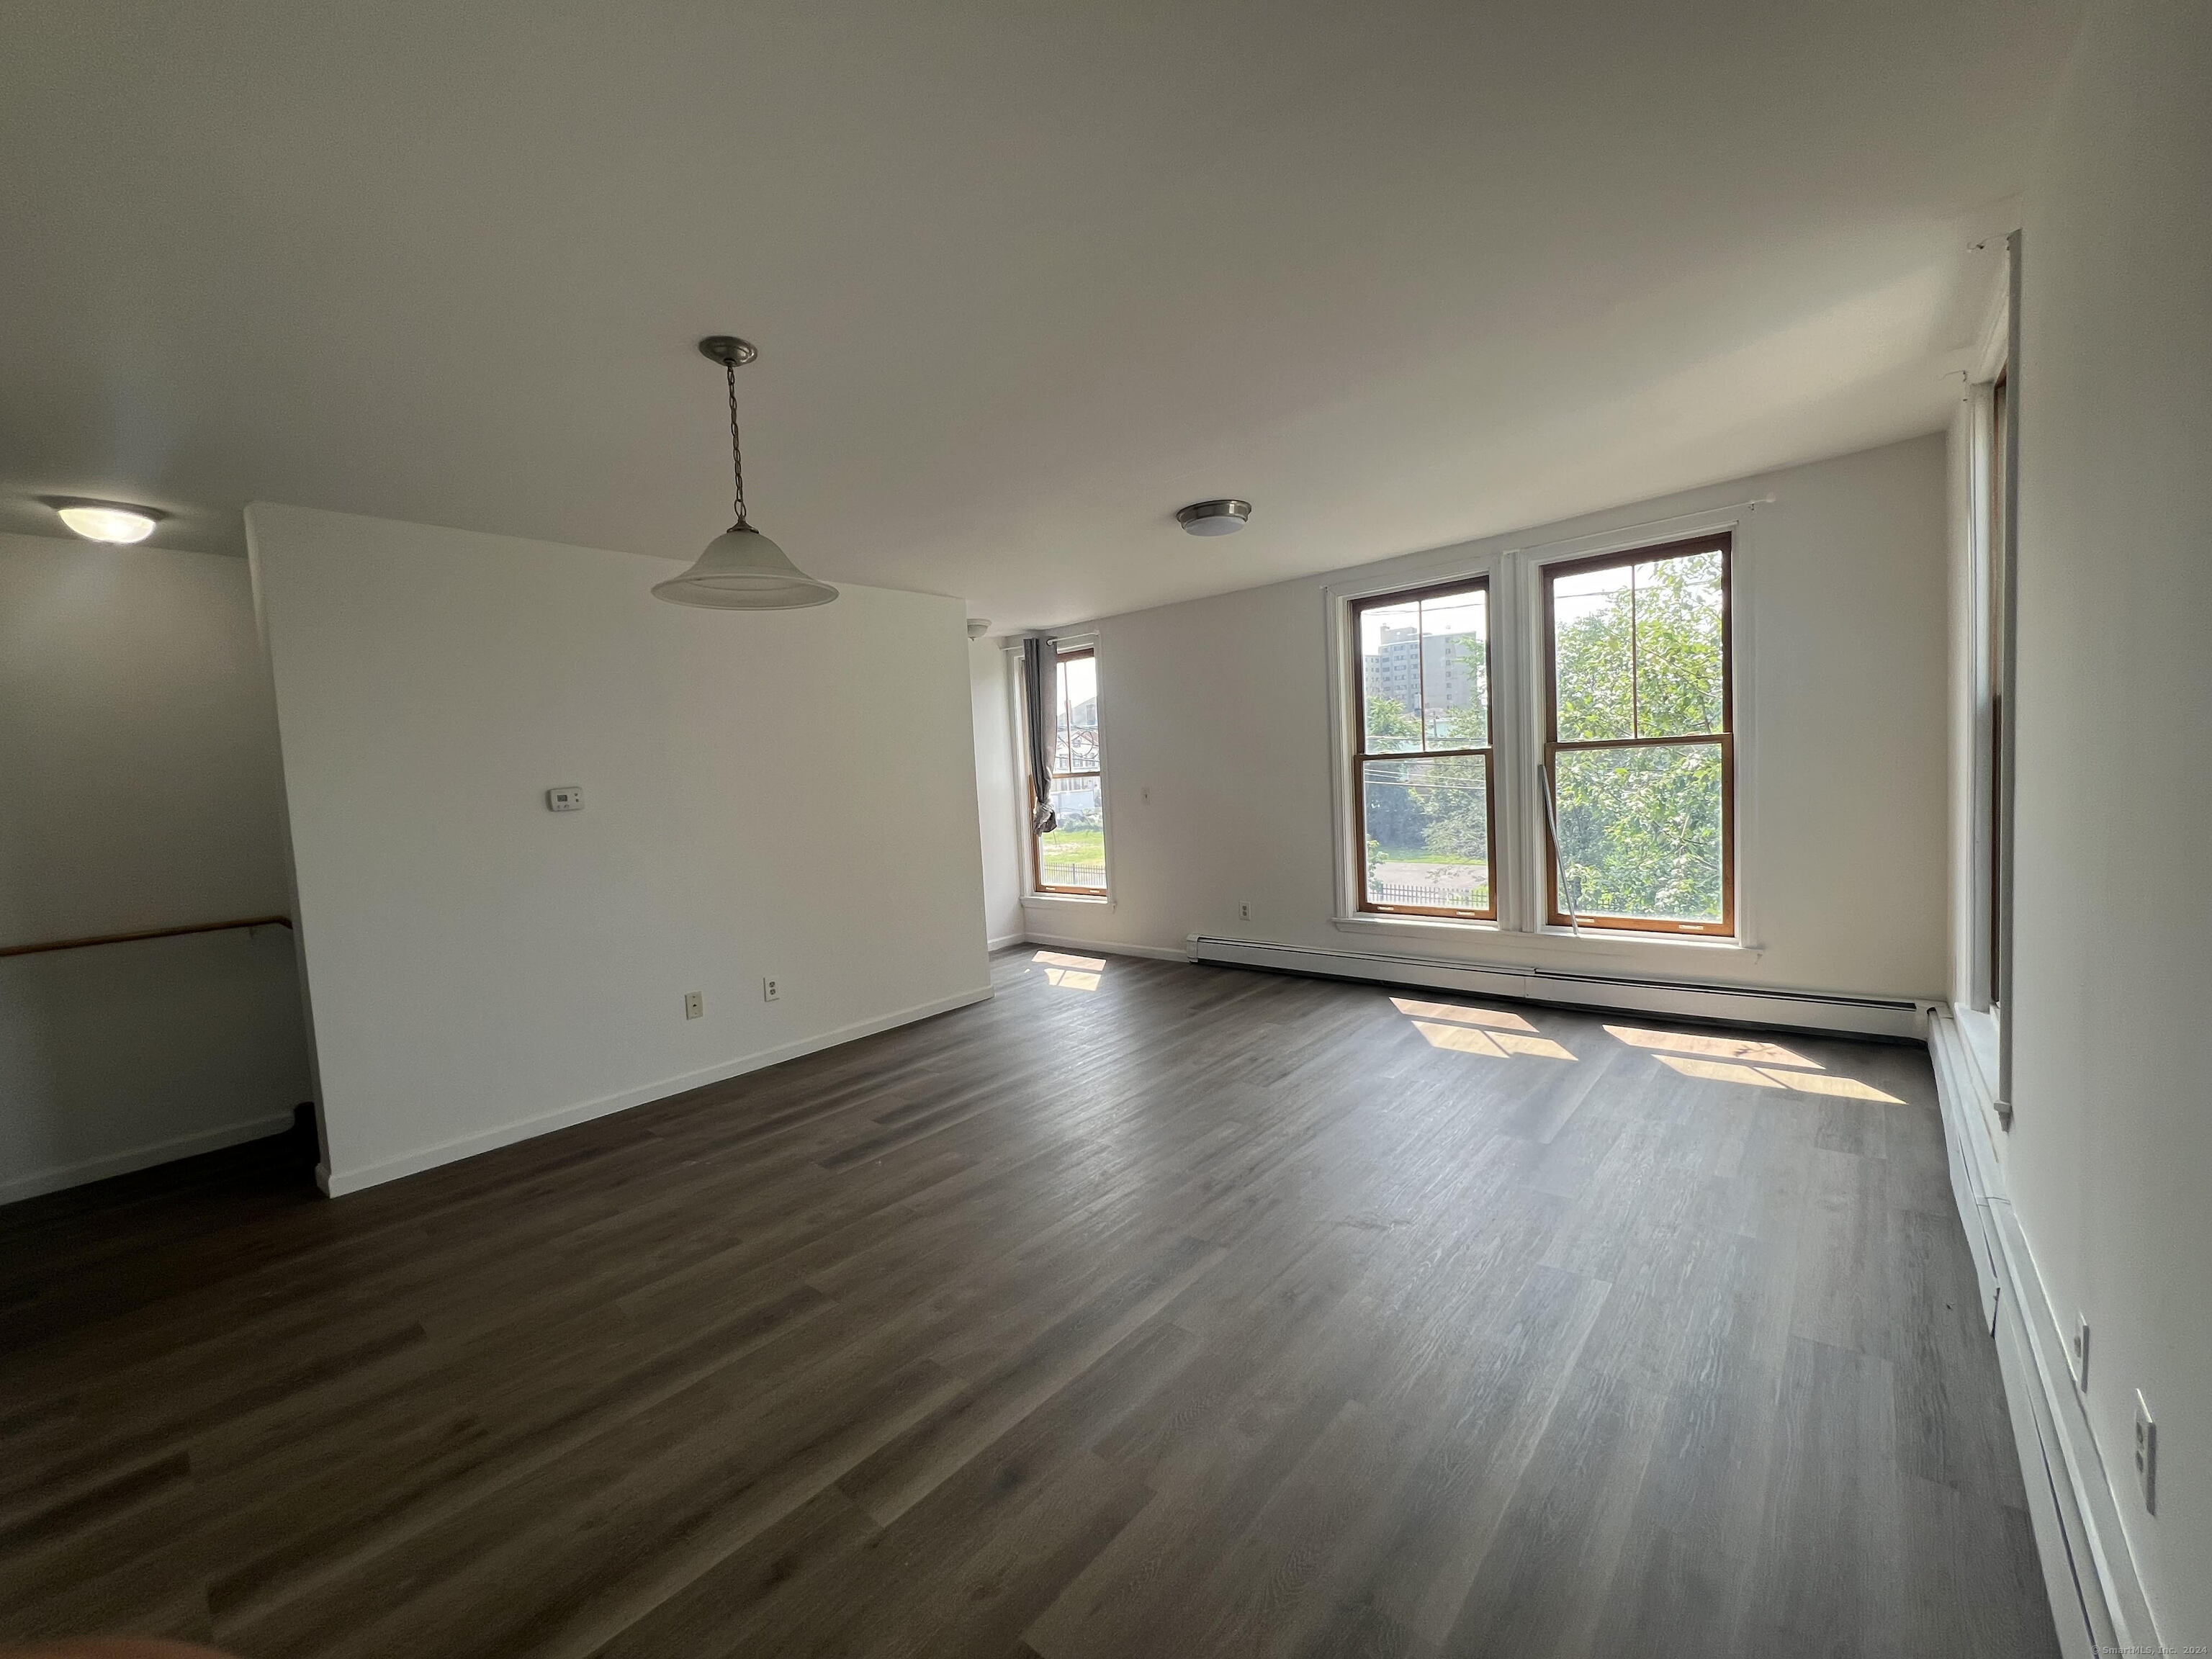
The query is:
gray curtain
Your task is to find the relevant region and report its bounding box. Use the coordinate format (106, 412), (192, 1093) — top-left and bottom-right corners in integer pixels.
(1022, 637), (1058, 837)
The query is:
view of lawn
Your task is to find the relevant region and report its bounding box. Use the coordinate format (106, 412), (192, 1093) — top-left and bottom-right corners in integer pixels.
(1038, 825), (1105, 888)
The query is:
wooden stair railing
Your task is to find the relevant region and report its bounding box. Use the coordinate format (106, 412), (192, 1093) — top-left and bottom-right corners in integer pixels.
(0, 916), (294, 959)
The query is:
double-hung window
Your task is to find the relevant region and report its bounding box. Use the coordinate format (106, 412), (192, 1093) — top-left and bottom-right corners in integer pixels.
(1542, 536), (1732, 933)
(1031, 646), (1106, 895)
(1984, 371), (2008, 1004)
(1352, 579), (1493, 919)
(1340, 531), (1735, 938)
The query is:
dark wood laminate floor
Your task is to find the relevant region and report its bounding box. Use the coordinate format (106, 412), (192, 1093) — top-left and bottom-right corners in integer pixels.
(0, 950), (2056, 1659)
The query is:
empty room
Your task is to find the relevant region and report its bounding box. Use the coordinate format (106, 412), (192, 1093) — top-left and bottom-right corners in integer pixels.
(2, 1), (2206, 1655)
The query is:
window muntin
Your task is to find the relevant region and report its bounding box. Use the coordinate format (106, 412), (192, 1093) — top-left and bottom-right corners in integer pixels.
(1542, 536), (1732, 935)
(1031, 646), (1105, 894)
(1352, 577), (1494, 919)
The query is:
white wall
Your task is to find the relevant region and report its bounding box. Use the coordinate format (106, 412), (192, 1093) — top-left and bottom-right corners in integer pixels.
(248, 504), (990, 1195)
(1, 927), (313, 1202)
(968, 641), (1025, 949)
(0, 531), (311, 1202)
(2005, 0), (2212, 1640)
(1, 531), (294, 940)
(992, 436), (1951, 1002)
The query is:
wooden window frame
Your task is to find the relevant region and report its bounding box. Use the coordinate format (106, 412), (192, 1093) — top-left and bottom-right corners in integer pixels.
(1986, 371), (2008, 1004)
(1349, 575), (1497, 921)
(1029, 644), (1107, 897)
(1540, 534), (1735, 936)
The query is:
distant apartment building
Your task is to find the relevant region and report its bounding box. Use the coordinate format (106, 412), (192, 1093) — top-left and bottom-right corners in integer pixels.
(1364, 624), (1484, 729)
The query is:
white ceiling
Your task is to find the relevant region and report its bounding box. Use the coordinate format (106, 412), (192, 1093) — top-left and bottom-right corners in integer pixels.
(1, 1), (2079, 629)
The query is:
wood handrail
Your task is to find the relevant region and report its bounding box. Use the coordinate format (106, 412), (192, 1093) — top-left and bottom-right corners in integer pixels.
(0, 915), (293, 959)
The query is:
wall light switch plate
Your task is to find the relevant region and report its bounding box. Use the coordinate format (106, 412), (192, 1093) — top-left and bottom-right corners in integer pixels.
(683, 992), (703, 1020)
(2069, 1316), (2090, 1391)
(547, 786), (584, 811)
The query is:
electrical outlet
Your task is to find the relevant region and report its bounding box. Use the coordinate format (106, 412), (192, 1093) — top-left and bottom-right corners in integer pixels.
(547, 786), (584, 811)
(763, 976), (781, 1003)
(1237, 901), (1251, 922)
(2134, 1391), (2157, 1514)
(683, 991), (703, 1020)
(2069, 1316), (2090, 1390)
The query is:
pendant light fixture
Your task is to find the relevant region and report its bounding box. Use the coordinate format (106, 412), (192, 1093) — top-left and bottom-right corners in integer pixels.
(652, 336), (837, 609)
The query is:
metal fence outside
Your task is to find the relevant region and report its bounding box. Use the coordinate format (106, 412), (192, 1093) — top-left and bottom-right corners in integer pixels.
(1368, 881), (1488, 909)
(1033, 871), (1487, 907)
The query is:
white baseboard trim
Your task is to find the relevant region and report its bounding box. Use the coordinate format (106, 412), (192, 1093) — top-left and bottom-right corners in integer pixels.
(1020, 931), (1190, 963)
(318, 984), (994, 1198)
(1928, 1008), (2159, 1659)
(986, 930), (1028, 951)
(1, 1110), (297, 1208)
(1186, 935), (1929, 1039)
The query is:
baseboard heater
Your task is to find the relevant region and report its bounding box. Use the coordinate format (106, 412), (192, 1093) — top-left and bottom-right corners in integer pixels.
(1926, 1010), (2159, 1657)
(1184, 935), (1928, 1040)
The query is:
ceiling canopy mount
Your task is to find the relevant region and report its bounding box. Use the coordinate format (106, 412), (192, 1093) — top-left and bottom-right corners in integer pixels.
(696, 336), (757, 370)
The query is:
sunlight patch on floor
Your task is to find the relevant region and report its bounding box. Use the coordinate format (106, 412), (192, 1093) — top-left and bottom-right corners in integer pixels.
(1654, 1051), (1902, 1103)
(1765, 1069), (1900, 1102)
(1391, 997), (1537, 1033)
(1035, 950), (1105, 990)
(1490, 1030), (1576, 1060)
(1657, 1054), (1786, 1089)
(1398, 997), (1575, 1061)
(1604, 1024), (1817, 1069)
(1412, 1020), (1506, 1056)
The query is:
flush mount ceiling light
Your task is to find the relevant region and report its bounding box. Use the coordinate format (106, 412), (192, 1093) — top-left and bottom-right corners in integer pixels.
(652, 336), (837, 610)
(1177, 498), (1251, 536)
(51, 499), (164, 544)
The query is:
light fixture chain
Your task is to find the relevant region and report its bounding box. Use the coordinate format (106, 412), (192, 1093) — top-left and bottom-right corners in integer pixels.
(726, 358), (748, 527)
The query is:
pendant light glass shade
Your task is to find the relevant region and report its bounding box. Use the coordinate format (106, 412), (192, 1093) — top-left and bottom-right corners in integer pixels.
(655, 335), (837, 609)
(652, 524), (837, 608)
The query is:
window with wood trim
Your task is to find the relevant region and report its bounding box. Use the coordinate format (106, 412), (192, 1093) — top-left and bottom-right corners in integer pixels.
(1030, 645), (1106, 895)
(1352, 577), (1494, 918)
(1542, 535), (1732, 934)
(1986, 370), (2008, 1003)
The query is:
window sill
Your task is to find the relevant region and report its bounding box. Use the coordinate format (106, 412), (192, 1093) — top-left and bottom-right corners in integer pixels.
(1334, 912), (1502, 935)
(1022, 891), (1112, 909)
(1331, 912), (1758, 957)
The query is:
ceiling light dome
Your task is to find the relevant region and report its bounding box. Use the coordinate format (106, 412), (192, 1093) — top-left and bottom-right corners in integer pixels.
(1177, 498), (1251, 536)
(54, 500), (163, 544)
(652, 336), (837, 610)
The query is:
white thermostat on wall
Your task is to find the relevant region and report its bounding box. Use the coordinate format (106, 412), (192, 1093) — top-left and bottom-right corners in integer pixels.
(547, 786), (584, 811)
